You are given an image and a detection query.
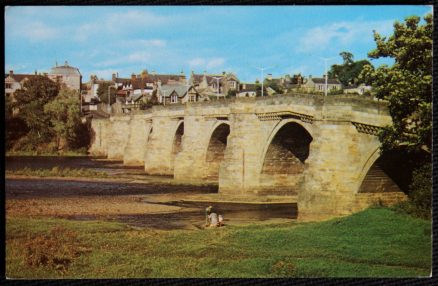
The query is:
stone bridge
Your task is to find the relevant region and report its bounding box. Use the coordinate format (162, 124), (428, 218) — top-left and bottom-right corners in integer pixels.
(89, 94), (407, 220)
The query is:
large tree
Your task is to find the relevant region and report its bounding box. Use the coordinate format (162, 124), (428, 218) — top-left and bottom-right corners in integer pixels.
(328, 52), (371, 86)
(360, 13), (432, 153)
(13, 75), (60, 141)
(44, 88), (85, 151)
(97, 82), (116, 104)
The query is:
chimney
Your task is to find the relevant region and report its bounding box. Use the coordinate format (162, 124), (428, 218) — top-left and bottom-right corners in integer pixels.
(112, 73), (116, 81)
(131, 73), (136, 81)
(267, 73), (272, 80)
(9, 70), (13, 77)
(34, 70), (37, 75)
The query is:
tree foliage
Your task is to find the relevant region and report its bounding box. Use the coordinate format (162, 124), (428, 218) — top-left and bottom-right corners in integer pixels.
(328, 52), (371, 86)
(7, 76), (91, 152)
(44, 89), (82, 150)
(360, 13), (432, 153)
(97, 82), (116, 104)
(13, 76), (60, 141)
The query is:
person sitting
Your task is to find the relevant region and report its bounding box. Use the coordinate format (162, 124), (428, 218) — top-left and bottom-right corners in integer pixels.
(208, 212), (218, 227)
(205, 206), (213, 226)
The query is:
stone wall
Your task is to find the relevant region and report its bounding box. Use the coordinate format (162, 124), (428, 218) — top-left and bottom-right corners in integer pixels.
(123, 113), (152, 165)
(144, 105), (185, 175)
(107, 115), (131, 160)
(88, 118), (110, 156)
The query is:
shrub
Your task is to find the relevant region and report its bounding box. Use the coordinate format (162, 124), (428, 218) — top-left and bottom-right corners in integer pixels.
(24, 226), (89, 273)
(392, 163), (431, 220)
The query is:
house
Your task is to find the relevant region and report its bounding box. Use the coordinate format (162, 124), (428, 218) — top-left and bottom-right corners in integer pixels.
(237, 83), (257, 97)
(48, 61), (82, 91)
(302, 76), (342, 93)
(189, 71), (240, 97)
(344, 84), (372, 95)
(264, 73), (304, 91)
(4, 70), (39, 100)
(82, 75), (112, 103)
(158, 83), (202, 104)
(112, 70), (186, 103)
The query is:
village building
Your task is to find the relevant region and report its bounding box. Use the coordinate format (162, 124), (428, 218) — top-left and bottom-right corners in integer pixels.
(302, 76), (342, 93)
(343, 83), (372, 95)
(158, 83), (202, 105)
(237, 83), (258, 97)
(48, 61), (82, 91)
(112, 70), (186, 103)
(4, 70), (39, 100)
(189, 71), (240, 98)
(264, 73), (304, 92)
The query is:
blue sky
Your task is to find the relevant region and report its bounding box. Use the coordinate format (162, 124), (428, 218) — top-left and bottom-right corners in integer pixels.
(5, 5), (432, 82)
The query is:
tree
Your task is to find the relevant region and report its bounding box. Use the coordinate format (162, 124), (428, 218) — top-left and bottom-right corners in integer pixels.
(264, 80), (283, 94)
(360, 13), (432, 153)
(97, 82), (116, 104)
(328, 52), (371, 86)
(13, 75), (60, 141)
(5, 96), (28, 150)
(44, 89), (82, 151)
(340, 51), (354, 65)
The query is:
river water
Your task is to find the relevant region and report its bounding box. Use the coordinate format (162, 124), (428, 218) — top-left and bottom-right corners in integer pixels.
(6, 156), (297, 229)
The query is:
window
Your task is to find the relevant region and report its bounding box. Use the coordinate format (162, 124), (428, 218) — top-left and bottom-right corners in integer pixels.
(189, 95), (196, 102)
(171, 95), (178, 103)
(5, 83), (12, 89)
(6, 93), (11, 97)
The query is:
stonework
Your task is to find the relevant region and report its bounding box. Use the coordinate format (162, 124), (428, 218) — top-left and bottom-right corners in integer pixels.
(89, 93), (405, 221)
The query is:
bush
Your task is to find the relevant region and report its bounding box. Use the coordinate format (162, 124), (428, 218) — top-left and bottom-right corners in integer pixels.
(392, 163), (431, 220)
(24, 226), (89, 273)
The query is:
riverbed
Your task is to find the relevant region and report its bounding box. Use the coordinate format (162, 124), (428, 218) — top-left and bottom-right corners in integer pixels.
(6, 156), (297, 230)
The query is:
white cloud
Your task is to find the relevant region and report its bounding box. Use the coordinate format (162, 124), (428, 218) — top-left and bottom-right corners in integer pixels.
(74, 10), (172, 42)
(94, 51), (151, 68)
(188, 57), (225, 70)
(6, 20), (59, 41)
(296, 20), (394, 52)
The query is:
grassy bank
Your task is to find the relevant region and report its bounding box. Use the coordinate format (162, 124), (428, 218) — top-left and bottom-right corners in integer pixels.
(6, 167), (108, 178)
(6, 207), (431, 278)
(6, 150), (88, 157)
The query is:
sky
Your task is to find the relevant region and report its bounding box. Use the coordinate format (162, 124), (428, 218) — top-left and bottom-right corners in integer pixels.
(5, 5), (432, 83)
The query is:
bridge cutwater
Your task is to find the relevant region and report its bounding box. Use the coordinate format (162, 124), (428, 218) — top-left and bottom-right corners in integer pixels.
(89, 93), (407, 221)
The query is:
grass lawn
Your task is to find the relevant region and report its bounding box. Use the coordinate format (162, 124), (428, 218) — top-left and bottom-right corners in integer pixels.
(6, 207), (431, 278)
(5, 167), (108, 178)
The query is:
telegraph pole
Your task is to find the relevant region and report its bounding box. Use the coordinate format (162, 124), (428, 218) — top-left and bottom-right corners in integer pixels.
(212, 77), (221, 100)
(319, 57), (335, 97)
(254, 66), (273, 97)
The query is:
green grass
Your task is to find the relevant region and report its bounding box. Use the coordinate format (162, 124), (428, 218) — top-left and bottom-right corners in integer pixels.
(6, 166), (108, 178)
(6, 150), (88, 156)
(6, 207), (431, 278)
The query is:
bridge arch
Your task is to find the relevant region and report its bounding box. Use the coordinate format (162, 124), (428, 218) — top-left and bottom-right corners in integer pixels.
(170, 120), (184, 171)
(357, 147), (430, 194)
(259, 119), (313, 194)
(205, 121), (230, 180)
